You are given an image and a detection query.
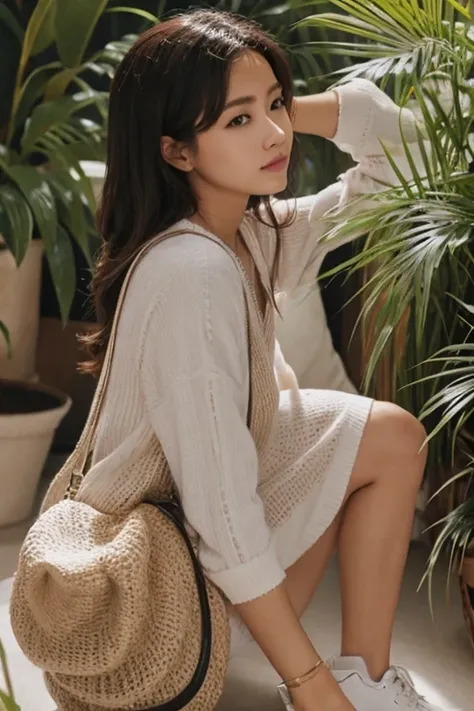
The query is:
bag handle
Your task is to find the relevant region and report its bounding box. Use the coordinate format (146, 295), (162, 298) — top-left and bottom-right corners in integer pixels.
(141, 497), (215, 711)
(66, 227), (253, 498)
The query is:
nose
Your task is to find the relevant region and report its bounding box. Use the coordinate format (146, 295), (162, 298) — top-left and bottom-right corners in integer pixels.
(262, 116), (287, 151)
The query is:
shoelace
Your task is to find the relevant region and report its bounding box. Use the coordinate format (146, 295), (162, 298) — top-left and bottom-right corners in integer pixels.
(390, 665), (432, 710)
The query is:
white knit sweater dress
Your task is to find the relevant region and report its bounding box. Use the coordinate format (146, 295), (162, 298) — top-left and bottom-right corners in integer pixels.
(83, 86), (418, 657)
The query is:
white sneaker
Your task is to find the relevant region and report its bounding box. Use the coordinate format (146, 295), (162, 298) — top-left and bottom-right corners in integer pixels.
(276, 682), (294, 710)
(328, 656), (443, 710)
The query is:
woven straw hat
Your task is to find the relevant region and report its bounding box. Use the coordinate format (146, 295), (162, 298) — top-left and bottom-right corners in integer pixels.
(10, 494), (229, 709)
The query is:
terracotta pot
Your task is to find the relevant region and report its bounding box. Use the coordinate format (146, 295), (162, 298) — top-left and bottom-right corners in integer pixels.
(0, 241), (44, 382)
(0, 379), (71, 527)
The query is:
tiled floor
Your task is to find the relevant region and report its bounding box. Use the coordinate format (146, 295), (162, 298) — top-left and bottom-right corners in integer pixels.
(1, 460), (473, 710)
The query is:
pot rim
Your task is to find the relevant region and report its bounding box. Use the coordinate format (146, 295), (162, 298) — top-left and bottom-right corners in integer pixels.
(0, 378), (71, 417)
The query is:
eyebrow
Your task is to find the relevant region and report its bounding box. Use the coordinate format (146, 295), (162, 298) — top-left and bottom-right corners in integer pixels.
(222, 81), (282, 111)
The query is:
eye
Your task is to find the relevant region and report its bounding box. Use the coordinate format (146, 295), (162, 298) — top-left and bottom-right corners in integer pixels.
(271, 96), (286, 110)
(228, 114), (250, 128)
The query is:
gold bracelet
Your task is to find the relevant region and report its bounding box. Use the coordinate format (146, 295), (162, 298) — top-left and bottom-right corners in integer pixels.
(284, 658), (327, 689)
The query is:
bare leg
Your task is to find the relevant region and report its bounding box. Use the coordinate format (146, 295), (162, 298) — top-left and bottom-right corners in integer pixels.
(283, 514), (340, 615)
(338, 402), (426, 680)
(227, 400), (426, 679)
(283, 401), (426, 680)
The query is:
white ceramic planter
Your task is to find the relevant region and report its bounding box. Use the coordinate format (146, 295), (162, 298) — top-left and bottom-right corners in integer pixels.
(0, 163), (105, 382)
(0, 379), (71, 527)
(80, 160), (106, 202)
(0, 241), (44, 382)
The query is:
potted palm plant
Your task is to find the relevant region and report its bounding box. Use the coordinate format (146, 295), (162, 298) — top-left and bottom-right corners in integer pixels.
(419, 295), (474, 648)
(296, 0), (474, 644)
(0, 0), (157, 527)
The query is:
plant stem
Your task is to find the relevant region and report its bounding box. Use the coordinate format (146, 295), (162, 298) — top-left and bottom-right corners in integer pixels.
(0, 639), (15, 701)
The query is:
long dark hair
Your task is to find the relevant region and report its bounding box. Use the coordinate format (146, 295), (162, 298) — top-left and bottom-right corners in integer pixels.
(82, 8), (297, 375)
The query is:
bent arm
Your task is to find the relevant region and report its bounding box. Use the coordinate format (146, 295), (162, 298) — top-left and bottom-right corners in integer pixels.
(266, 80), (424, 297)
(292, 90), (340, 140)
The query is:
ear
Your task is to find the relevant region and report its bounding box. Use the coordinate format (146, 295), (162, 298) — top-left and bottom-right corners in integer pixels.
(161, 136), (194, 172)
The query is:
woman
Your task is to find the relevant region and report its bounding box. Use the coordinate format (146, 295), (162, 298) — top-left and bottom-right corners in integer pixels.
(81, 8), (432, 711)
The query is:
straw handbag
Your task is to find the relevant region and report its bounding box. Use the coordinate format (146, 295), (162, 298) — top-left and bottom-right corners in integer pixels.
(9, 229), (240, 710)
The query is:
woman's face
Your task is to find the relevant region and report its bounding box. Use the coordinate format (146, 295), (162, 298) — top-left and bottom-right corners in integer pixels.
(188, 51), (294, 200)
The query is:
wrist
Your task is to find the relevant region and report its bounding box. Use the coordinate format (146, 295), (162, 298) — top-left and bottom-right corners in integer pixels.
(291, 91), (340, 139)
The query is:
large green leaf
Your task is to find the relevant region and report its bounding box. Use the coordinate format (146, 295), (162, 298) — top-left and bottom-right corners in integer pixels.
(18, 0), (55, 68)
(9, 0), (56, 133)
(43, 67), (78, 101)
(46, 171), (91, 265)
(55, 0), (109, 68)
(0, 183), (33, 265)
(45, 223), (77, 324)
(21, 90), (107, 153)
(4, 165), (77, 323)
(4, 165), (79, 323)
(29, 0), (56, 56)
(105, 6), (159, 24)
(6, 164), (57, 262)
(11, 62), (62, 140)
(44, 144), (97, 215)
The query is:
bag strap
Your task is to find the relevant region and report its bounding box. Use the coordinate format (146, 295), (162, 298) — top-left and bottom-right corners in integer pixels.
(66, 227), (254, 498)
(141, 497), (215, 711)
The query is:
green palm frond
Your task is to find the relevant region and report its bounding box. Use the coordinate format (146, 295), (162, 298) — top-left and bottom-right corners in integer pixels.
(296, 0), (474, 90)
(319, 180), (474, 388)
(421, 481), (474, 611)
(296, 0), (474, 583)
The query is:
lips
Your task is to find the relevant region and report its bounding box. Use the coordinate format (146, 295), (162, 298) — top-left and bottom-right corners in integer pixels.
(262, 155), (288, 170)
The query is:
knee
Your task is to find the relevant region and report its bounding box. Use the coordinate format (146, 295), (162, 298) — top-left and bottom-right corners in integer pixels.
(349, 401), (427, 496)
(370, 401), (428, 480)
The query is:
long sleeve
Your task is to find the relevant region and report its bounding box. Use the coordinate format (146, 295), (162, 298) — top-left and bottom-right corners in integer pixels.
(262, 79), (426, 297)
(138, 235), (285, 605)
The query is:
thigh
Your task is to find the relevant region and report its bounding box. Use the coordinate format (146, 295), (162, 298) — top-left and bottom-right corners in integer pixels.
(282, 400), (427, 619)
